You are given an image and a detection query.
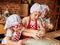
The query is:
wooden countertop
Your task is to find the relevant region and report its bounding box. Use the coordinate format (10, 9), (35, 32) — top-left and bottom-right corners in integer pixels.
(46, 30), (60, 39)
(45, 30), (60, 43)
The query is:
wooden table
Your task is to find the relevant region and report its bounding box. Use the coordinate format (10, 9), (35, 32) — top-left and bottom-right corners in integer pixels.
(45, 30), (60, 39)
(45, 30), (60, 44)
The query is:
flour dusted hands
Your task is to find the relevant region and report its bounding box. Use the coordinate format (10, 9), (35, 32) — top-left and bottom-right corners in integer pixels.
(32, 32), (40, 40)
(35, 30), (45, 39)
(30, 29), (40, 40)
(17, 40), (23, 45)
(30, 29), (45, 39)
(39, 30), (45, 37)
(48, 24), (53, 29)
(17, 39), (28, 45)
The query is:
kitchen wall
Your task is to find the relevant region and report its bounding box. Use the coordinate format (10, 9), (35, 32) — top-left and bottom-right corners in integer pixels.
(0, 1), (28, 17)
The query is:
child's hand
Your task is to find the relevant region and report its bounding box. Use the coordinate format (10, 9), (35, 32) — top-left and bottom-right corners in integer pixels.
(32, 34), (40, 40)
(31, 31), (40, 40)
(48, 24), (53, 29)
(17, 40), (23, 45)
(37, 30), (45, 38)
(13, 31), (20, 41)
(17, 39), (27, 45)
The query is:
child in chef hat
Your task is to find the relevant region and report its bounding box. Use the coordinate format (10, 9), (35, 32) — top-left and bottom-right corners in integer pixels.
(30, 3), (42, 14)
(39, 4), (53, 30)
(4, 14), (21, 29)
(22, 3), (45, 39)
(1, 14), (25, 45)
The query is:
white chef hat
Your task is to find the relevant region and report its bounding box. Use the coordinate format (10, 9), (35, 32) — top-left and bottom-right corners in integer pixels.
(41, 4), (49, 11)
(30, 3), (42, 13)
(9, 22), (21, 28)
(41, 4), (50, 16)
(4, 14), (21, 29)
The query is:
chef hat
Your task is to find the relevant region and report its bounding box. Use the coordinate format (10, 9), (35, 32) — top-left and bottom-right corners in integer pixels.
(30, 3), (42, 13)
(41, 4), (49, 12)
(10, 22), (21, 28)
(4, 14), (21, 29)
(40, 4), (50, 16)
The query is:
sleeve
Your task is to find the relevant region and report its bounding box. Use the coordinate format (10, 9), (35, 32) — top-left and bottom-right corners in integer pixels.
(1, 29), (12, 44)
(5, 29), (12, 37)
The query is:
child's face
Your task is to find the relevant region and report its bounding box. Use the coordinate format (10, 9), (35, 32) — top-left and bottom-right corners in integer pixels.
(41, 9), (49, 18)
(31, 11), (41, 20)
(11, 24), (22, 31)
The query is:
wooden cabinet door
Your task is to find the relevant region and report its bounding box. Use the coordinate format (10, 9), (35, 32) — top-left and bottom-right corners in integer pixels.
(0, 24), (6, 34)
(20, 4), (29, 17)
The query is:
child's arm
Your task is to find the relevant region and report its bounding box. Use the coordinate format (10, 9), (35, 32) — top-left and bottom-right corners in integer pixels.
(3, 29), (22, 45)
(6, 36), (23, 45)
(37, 20), (45, 37)
(6, 36), (17, 45)
(44, 18), (53, 30)
(22, 17), (39, 39)
(38, 20), (45, 31)
(22, 28), (40, 39)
